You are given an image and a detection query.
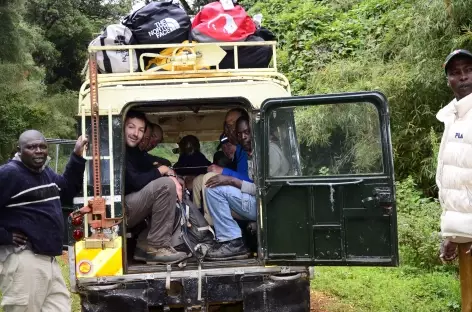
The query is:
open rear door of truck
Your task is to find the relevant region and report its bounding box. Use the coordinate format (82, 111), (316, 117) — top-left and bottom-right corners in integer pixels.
(258, 91), (398, 266)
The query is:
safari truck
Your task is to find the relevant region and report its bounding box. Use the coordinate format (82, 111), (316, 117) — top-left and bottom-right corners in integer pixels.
(65, 40), (399, 311)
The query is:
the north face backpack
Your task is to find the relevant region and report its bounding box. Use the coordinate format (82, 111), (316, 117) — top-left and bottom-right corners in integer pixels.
(171, 192), (216, 261)
(122, 0), (191, 45)
(191, 1), (256, 43)
(89, 24), (138, 73)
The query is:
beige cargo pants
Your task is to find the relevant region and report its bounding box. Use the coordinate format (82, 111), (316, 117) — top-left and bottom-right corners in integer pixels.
(0, 249), (70, 312)
(192, 172), (218, 226)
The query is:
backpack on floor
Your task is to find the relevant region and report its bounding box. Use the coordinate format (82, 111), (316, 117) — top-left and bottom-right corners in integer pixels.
(89, 24), (138, 73)
(122, 0), (191, 45)
(171, 191), (216, 261)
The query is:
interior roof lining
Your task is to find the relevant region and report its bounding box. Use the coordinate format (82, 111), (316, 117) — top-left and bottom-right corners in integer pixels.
(127, 96), (253, 114)
(127, 100), (251, 143)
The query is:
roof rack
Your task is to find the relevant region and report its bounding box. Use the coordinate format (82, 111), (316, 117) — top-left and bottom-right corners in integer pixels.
(82, 41), (288, 88)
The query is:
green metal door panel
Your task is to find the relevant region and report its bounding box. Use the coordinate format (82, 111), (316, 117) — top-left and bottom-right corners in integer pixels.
(313, 228), (342, 260)
(258, 91), (398, 267)
(266, 186), (312, 259)
(264, 179), (395, 265)
(313, 185), (342, 224)
(344, 217), (391, 258)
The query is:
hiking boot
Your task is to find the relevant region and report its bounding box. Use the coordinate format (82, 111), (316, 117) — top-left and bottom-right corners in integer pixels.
(133, 245), (148, 262)
(146, 246), (189, 265)
(205, 238), (249, 261)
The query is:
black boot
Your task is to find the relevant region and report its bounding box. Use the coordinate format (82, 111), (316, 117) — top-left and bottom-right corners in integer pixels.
(206, 238), (249, 261)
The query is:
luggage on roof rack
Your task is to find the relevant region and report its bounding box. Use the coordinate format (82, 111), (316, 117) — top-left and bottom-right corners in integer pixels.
(89, 24), (138, 74)
(123, 0), (191, 46)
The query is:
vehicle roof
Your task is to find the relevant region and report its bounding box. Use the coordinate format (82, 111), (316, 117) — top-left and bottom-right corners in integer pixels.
(79, 79), (289, 114)
(79, 41), (291, 117)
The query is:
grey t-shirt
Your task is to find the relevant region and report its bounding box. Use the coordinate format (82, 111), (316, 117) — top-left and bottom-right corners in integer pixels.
(241, 145), (289, 195)
(269, 141), (290, 176)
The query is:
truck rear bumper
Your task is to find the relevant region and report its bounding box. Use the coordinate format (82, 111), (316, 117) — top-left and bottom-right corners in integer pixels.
(79, 269), (310, 312)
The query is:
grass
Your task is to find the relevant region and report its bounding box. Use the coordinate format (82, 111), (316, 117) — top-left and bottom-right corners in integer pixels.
(311, 266), (461, 312)
(57, 256), (81, 312)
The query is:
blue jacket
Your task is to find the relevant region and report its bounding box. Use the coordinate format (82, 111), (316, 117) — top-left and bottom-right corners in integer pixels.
(0, 153), (86, 256)
(222, 145), (252, 182)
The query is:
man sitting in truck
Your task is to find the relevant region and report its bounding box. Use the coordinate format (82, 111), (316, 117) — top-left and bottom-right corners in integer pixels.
(213, 132), (237, 170)
(204, 115), (289, 260)
(139, 121), (171, 167)
(192, 108), (252, 225)
(173, 135), (212, 176)
(124, 110), (187, 264)
(209, 108), (251, 181)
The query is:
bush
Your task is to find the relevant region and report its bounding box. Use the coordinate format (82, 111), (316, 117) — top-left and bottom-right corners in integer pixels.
(243, 0), (472, 194)
(396, 176), (444, 270)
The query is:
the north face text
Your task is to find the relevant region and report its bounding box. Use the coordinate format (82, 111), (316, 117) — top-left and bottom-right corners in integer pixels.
(148, 18), (180, 39)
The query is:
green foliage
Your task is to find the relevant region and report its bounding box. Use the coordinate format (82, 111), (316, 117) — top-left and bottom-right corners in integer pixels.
(312, 266), (461, 312)
(0, 66), (76, 162)
(396, 176), (444, 269)
(0, 0), (132, 162)
(294, 103), (382, 175)
(24, 0), (132, 91)
(200, 141), (219, 161)
(0, 2), (50, 161)
(150, 144), (180, 164)
(0, 1), (26, 63)
(242, 0), (472, 194)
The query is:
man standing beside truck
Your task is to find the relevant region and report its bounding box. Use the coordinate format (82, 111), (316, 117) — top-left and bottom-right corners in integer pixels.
(0, 130), (88, 312)
(436, 48), (472, 310)
(437, 49), (472, 262)
(124, 110), (188, 264)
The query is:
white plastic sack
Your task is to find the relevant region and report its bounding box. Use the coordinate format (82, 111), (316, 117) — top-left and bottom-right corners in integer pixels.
(89, 24), (138, 73)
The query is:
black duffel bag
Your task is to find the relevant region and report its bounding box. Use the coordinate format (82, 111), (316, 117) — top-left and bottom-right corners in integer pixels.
(219, 35), (273, 69)
(122, 0), (191, 45)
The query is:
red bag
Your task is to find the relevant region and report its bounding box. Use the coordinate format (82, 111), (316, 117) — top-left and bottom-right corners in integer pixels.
(191, 1), (256, 42)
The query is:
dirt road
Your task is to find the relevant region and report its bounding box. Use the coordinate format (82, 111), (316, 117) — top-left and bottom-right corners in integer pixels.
(310, 290), (355, 312)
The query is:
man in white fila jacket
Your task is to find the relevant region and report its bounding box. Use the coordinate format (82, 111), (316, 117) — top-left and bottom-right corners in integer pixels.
(437, 49), (472, 262)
